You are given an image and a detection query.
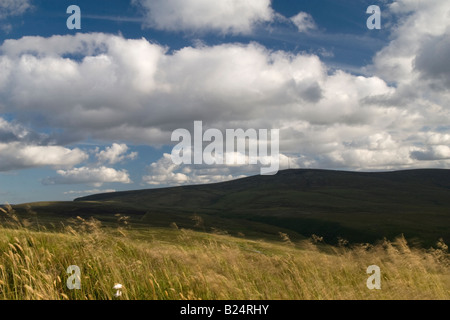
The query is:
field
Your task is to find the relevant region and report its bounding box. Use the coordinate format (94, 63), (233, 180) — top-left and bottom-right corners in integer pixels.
(0, 204), (448, 300)
(8, 169), (449, 252)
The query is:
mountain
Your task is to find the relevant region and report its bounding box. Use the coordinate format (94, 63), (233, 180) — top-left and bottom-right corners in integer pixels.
(71, 168), (450, 246)
(13, 169), (450, 246)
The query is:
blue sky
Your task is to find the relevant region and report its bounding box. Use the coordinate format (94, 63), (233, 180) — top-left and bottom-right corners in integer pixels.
(1, 0), (450, 203)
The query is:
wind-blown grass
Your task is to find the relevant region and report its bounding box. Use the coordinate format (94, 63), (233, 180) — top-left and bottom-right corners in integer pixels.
(0, 205), (448, 300)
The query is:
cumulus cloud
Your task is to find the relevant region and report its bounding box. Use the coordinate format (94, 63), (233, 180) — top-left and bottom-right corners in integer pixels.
(281, 129), (419, 171)
(142, 151), (290, 186)
(142, 153), (247, 186)
(0, 117), (87, 172)
(133, 0), (274, 34)
(96, 143), (138, 164)
(371, 0), (450, 86)
(2, 0), (450, 186)
(290, 12), (316, 33)
(43, 166), (132, 186)
(0, 142), (87, 172)
(0, 33), (394, 146)
(0, 31), (442, 175)
(419, 132), (450, 145)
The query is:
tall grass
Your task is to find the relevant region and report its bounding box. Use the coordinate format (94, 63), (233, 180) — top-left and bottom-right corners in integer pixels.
(0, 205), (448, 300)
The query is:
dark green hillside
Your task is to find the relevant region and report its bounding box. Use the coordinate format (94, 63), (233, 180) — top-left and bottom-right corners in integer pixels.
(11, 169), (450, 246)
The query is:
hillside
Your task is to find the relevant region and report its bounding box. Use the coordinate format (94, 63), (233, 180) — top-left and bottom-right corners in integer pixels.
(12, 169), (450, 246)
(1, 222), (448, 300)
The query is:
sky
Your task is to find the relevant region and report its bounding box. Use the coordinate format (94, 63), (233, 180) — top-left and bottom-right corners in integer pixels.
(0, 0), (450, 204)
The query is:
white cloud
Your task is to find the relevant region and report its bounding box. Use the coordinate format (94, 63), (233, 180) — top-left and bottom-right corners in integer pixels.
(142, 151), (291, 186)
(290, 12), (316, 33)
(64, 189), (116, 195)
(96, 143), (137, 164)
(143, 153), (191, 186)
(0, 117), (28, 141)
(142, 153), (246, 186)
(0, 32), (430, 172)
(411, 145), (450, 161)
(3, 34), (384, 146)
(0, 0), (32, 19)
(43, 166), (132, 186)
(371, 0), (450, 85)
(420, 132), (450, 145)
(316, 47), (334, 58)
(0, 117), (87, 172)
(344, 133), (397, 151)
(0, 142), (87, 172)
(2, 0), (450, 177)
(0, 0), (32, 33)
(133, 0), (274, 34)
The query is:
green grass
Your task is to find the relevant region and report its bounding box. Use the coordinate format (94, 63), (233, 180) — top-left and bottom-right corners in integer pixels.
(0, 205), (449, 300)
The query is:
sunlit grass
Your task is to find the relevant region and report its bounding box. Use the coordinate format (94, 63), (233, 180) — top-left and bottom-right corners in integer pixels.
(0, 205), (448, 300)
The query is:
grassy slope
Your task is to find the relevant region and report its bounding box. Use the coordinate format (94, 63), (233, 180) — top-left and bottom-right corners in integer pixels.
(9, 169), (450, 246)
(0, 220), (448, 300)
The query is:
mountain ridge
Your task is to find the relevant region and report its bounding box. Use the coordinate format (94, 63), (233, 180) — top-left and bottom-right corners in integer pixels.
(75, 168), (450, 201)
(68, 168), (450, 246)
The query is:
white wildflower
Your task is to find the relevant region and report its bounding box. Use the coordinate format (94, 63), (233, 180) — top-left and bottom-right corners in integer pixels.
(113, 283), (123, 298)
